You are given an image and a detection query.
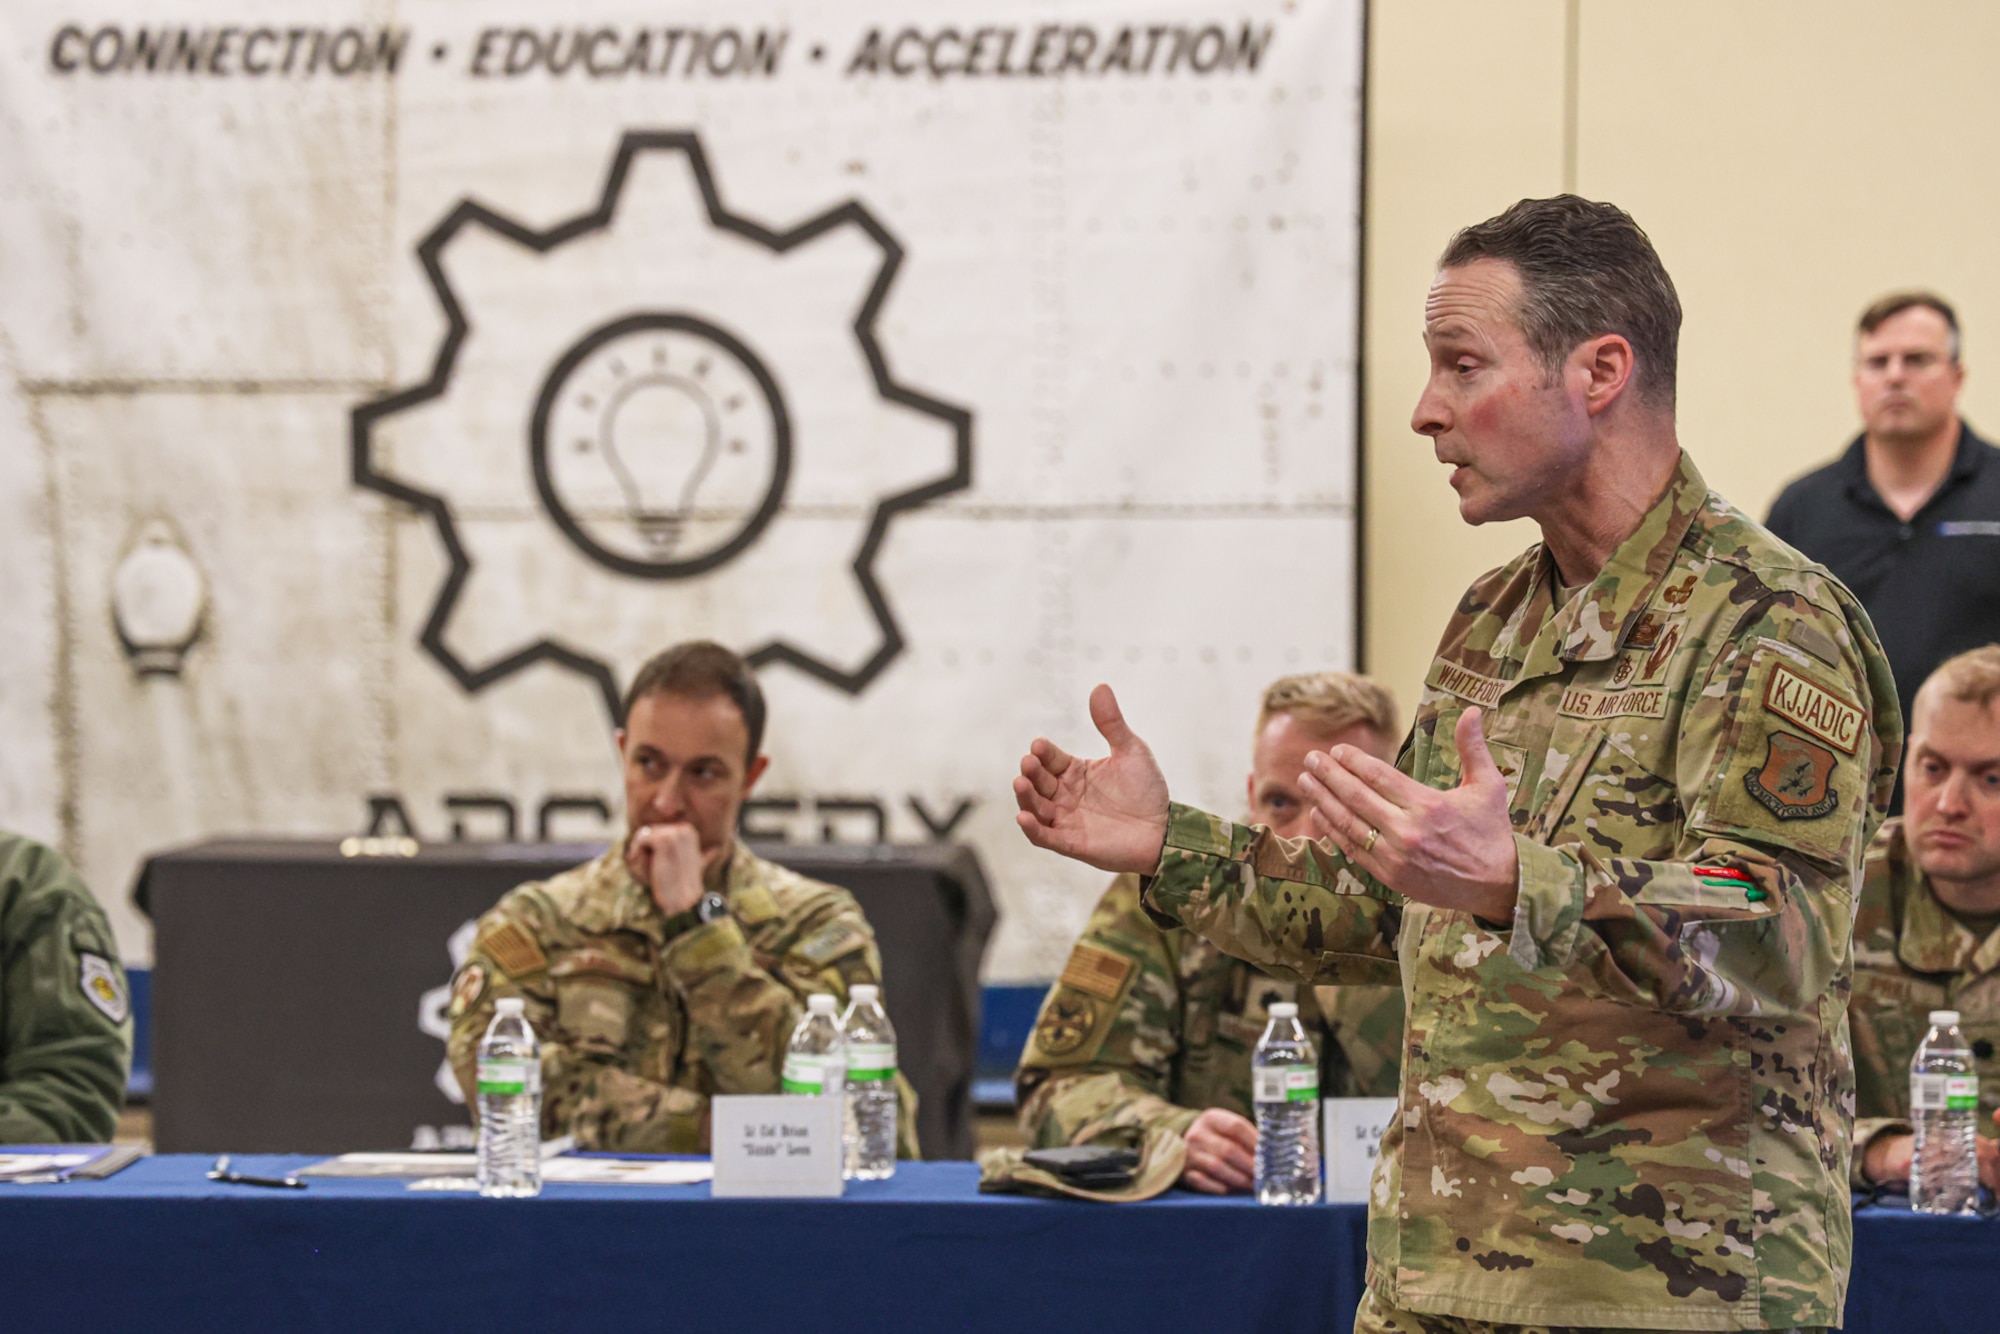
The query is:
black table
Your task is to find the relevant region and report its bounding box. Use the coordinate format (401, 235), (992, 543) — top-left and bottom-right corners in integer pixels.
(138, 840), (994, 1157)
(0, 1158), (1980, 1333)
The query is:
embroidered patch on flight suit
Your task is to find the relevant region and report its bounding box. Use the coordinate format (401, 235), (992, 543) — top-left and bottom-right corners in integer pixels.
(446, 964), (487, 1020)
(478, 922), (548, 978)
(1559, 686), (1670, 720)
(1786, 620), (1844, 669)
(1762, 664), (1864, 754)
(78, 953), (128, 1023)
(1610, 614), (1686, 688)
(797, 921), (867, 967)
(1059, 944), (1135, 1000)
(1425, 658), (1505, 708)
(1744, 731), (1841, 820)
(1032, 992), (1101, 1057)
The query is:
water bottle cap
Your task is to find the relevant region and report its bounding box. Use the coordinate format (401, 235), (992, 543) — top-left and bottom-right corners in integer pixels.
(807, 993), (838, 1014)
(1931, 1009), (1962, 1027)
(850, 984), (879, 1004)
(495, 998), (526, 1016)
(1268, 1002), (1298, 1019)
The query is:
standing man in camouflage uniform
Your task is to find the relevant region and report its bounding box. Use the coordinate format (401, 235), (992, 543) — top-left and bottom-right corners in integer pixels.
(1015, 671), (1406, 1194)
(1850, 645), (2000, 1191)
(0, 832), (132, 1142)
(1014, 197), (1898, 1332)
(447, 641), (918, 1156)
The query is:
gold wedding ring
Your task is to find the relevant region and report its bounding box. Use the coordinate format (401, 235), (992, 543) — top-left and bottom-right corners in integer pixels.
(1362, 827), (1380, 853)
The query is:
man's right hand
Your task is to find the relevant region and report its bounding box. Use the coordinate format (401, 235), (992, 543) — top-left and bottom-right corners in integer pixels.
(1181, 1107), (1258, 1195)
(1012, 684), (1171, 874)
(1862, 1121), (2000, 1191)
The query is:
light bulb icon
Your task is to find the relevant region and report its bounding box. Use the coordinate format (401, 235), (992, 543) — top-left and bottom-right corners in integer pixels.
(532, 312), (791, 580)
(596, 369), (723, 558)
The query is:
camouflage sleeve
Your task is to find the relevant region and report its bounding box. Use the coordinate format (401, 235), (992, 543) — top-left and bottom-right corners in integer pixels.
(1015, 874), (1200, 1148)
(1850, 1116), (1914, 1188)
(1501, 595), (1900, 1017)
(663, 899), (921, 1160)
(1142, 805), (1405, 987)
(0, 838), (132, 1143)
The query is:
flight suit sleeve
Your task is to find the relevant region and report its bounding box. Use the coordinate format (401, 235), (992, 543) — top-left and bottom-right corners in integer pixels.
(1142, 805), (1406, 987)
(662, 897), (921, 1159)
(1501, 595), (1900, 1017)
(1015, 874), (1200, 1148)
(0, 839), (132, 1144)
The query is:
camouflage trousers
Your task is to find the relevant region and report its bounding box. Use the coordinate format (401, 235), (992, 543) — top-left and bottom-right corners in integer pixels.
(1353, 1290), (1825, 1334)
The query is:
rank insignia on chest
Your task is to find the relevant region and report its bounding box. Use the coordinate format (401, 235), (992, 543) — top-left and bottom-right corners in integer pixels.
(1744, 731), (1840, 820)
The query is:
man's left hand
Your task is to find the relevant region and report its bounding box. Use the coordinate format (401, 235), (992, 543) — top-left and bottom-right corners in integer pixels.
(626, 823), (723, 918)
(1300, 706), (1519, 922)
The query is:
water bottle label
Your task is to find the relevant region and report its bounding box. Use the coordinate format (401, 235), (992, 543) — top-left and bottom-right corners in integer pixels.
(1254, 1064), (1319, 1104)
(476, 1058), (540, 1096)
(782, 1054), (845, 1094)
(1912, 1073), (1979, 1111)
(846, 1043), (897, 1082)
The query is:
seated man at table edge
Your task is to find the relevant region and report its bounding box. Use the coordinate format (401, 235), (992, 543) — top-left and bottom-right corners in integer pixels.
(1852, 644), (2000, 1190)
(1015, 671), (1406, 1194)
(0, 831), (133, 1143)
(446, 640), (919, 1155)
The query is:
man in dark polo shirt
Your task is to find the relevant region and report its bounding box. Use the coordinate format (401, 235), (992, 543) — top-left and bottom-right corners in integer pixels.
(1769, 291), (2000, 806)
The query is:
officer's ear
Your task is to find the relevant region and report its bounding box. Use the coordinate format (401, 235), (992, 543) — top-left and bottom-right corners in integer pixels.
(742, 754), (770, 794)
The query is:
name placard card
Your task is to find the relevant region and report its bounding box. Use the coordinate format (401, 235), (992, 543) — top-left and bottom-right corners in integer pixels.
(1322, 1097), (1397, 1203)
(710, 1095), (844, 1199)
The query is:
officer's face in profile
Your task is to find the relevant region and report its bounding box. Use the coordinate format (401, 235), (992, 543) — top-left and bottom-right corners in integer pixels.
(617, 689), (769, 854)
(1905, 688), (2000, 901)
(1412, 257), (1597, 527)
(1247, 712), (1394, 840)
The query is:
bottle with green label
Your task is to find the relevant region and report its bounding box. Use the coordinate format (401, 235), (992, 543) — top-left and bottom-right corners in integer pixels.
(1253, 1001), (1321, 1205)
(476, 997), (542, 1198)
(1910, 1008), (1978, 1215)
(782, 993), (849, 1112)
(839, 984), (899, 1180)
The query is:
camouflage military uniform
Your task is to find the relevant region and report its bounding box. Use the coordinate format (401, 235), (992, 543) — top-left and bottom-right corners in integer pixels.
(1015, 871), (1404, 1149)
(0, 833), (132, 1143)
(446, 837), (919, 1156)
(1143, 455), (1898, 1331)
(1849, 817), (2000, 1181)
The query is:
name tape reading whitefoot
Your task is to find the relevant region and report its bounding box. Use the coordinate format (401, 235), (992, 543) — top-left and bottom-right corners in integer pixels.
(47, 21), (1276, 82)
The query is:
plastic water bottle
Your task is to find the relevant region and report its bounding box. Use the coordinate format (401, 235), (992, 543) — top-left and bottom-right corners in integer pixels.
(1253, 1001), (1321, 1205)
(476, 997), (542, 1198)
(783, 994), (848, 1110)
(1910, 1008), (1979, 1215)
(840, 984), (899, 1180)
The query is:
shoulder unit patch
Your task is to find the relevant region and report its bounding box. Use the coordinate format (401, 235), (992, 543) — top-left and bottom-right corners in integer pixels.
(78, 952), (128, 1023)
(1744, 731), (1840, 821)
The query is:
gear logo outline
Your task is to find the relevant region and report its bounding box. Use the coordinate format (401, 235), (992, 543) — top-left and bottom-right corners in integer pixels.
(351, 129), (973, 721)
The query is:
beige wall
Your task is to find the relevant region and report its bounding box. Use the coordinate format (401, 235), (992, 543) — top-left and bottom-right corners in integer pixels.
(1362, 0), (2000, 717)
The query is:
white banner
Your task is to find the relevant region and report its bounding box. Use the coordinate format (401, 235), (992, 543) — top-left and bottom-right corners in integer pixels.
(0, 1), (1363, 979)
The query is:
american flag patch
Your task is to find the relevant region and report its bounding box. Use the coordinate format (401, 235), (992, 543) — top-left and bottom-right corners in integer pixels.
(479, 922), (549, 978)
(1060, 944), (1135, 1000)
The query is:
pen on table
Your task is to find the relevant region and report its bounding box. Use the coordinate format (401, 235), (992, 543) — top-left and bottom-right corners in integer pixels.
(207, 1155), (305, 1189)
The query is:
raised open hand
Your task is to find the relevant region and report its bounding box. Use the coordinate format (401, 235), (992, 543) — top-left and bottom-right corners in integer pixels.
(1013, 684), (1171, 874)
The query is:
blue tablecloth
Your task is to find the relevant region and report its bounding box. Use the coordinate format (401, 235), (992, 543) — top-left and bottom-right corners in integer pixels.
(0, 1157), (1987, 1332)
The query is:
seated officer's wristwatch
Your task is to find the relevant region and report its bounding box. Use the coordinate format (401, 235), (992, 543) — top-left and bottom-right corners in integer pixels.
(695, 891), (729, 925)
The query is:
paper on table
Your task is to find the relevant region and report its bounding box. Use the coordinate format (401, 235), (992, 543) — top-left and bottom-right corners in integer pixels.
(541, 1158), (712, 1186)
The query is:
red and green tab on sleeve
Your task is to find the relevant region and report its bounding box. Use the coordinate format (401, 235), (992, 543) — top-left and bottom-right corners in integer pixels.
(1694, 864), (1767, 903)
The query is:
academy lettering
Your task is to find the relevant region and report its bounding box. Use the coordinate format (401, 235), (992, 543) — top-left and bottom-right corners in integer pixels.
(844, 22), (1273, 79)
(49, 25), (407, 77)
(1762, 663), (1863, 755)
(467, 27), (787, 79)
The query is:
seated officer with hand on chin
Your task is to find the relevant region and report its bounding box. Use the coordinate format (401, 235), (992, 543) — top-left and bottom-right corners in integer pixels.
(1014, 672), (1406, 1194)
(1853, 645), (2000, 1190)
(446, 640), (918, 1155)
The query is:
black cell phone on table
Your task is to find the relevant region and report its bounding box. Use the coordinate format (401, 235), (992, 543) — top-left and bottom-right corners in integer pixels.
(1021, 1145), (1140, 1187)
